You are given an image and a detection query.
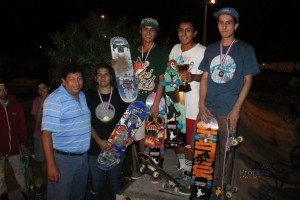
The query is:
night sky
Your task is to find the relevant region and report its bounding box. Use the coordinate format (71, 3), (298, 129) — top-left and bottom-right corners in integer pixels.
(0, 0), (299, 62)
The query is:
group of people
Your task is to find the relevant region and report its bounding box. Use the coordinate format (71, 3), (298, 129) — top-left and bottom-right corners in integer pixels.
(0, 6), (260, 200)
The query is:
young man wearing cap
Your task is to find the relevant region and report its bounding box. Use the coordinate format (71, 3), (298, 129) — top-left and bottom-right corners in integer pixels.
(0, 82), (28, 200)
(128, 17), (169, 183)
(198, 7), (260, 196)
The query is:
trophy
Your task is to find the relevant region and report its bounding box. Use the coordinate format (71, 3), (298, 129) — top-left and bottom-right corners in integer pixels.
(177, 64), (191, 92)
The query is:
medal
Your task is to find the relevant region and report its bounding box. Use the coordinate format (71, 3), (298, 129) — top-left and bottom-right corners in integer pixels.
(98, 88), (113, 122)
(141, 43), (154, 69)
(218, 71), (224, 77)
(102, 116), (110, 121)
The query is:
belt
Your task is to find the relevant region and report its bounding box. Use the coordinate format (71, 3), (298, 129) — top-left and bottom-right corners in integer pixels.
(54, 149), (85, 156)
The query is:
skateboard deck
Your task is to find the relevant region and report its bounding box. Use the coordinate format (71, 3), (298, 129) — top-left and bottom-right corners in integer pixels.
(163, 66), (185, 147)
(97, 101), (146, 170)
(145, 92), (166, 168)
(190, 116), (219, 200)
(20, 152), (41, 200)
(110, 36), (138, 103)
(138, 152), (190, 196)
(215, 129), (243, 199)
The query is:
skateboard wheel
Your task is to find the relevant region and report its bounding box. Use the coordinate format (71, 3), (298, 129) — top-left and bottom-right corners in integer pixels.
(190, 178), (194, 185)
(177, 123), (183, 129)
(162, 81), (166, 86)
(194, 134), (200, 141)
(232, 186), (238, 193)
(175, 79), (181, 85)
(232, 139), (238, 146)
(160, 109), (166, 115)
(207, 180), (212, 187)
(152, 171), (159, 178)
(212, 136), (217, 143)
(237, 136), (244, 143)
(174, 187), (179, 193)
(226, 191), (233, 198)
(139, 165), (146, 173)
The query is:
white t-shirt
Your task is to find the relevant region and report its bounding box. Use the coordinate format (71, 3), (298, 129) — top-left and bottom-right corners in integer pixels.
(169, 43), (206, 120)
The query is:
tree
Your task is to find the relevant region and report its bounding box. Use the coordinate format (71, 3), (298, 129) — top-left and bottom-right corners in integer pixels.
(46, 12), (141, 90)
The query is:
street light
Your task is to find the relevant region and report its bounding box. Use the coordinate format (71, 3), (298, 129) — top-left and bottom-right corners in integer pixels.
(203, 0), (215, 46)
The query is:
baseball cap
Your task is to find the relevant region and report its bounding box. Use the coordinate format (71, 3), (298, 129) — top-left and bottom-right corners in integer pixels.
(140, 17), (159, 31)
(213, 7), (239, 22)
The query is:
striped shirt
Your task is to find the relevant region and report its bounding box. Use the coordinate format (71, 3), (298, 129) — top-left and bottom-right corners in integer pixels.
(42, 85), (91, 153)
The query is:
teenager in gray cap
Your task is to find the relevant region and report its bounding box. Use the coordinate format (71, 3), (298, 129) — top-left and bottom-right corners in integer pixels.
(197, 7), (260, 198)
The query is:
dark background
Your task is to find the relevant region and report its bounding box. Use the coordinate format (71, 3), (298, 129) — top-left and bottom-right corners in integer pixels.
(0, 0), (299, 62)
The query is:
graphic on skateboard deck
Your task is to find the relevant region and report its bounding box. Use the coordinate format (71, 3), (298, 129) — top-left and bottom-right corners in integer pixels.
(215, 128), (243, 199)
(110, 36), (138, 103)
(138, 152), (190, 196)
(97, 101), (146, 170)
(145, 92), (166, 168)
(190, 116), (219, 200)
(145, 92), (166, 116)
(163, 65), (185, 147)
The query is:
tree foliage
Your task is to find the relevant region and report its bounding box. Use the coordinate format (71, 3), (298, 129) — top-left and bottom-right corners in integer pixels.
(46, 12), (140, 90)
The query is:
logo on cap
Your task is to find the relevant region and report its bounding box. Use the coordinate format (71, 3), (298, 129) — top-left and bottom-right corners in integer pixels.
(140, 18), (159, 31)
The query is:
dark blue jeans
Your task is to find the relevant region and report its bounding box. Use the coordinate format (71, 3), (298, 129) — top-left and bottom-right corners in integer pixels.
(88, 155), (124, 200)
(47, 153), (88, 200)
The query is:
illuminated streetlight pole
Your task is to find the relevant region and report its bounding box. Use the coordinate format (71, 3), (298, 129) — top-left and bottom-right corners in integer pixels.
(203, 0), (215, 46)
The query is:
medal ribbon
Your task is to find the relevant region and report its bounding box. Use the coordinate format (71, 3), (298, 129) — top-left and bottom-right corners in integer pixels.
(220, 39), (235, 68)
(97, 88), (113, 114)
(141, 43), (154, 63)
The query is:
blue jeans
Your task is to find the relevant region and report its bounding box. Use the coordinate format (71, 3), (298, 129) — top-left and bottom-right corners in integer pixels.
(88, 155), (124, 200)
(47, 153), (88, 200)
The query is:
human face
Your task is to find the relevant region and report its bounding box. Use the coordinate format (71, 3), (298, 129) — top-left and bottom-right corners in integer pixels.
(0, 84), (7, 101)
(62, 72), (83, 98)
(218, 14), (239, 39)
(95, 67), (111, 88)
(178, 22), (197, 46)
(140, 26), (157, 43)
(37, 83), (50, 97)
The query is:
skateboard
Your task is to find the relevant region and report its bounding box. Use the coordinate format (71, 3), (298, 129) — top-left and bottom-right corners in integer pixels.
(163, 65), (185, 147)
(20, 153), (38, 200)
(144, 115), (165, 167)
(216, 129), (243, 199)
(110, 36), (138, 103)
(145, 92), (166, 168)
(190, 116), (219, 200)
(138, 152), (190, 196)
(96, 101), (146, 171)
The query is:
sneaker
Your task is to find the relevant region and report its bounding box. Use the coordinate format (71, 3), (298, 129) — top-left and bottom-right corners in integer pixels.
(150, 176), (161, 184)
(0, 193), (8, 200)
(20, 192), (27, 200)
(171, 168), (184, 179)
(131, 171), (142, 180)
(178, 186), (191, 196)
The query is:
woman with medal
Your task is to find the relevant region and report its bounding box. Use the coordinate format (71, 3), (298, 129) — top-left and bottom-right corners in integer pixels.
(198, 7), (260, 195)
(86, 63), (130, 200)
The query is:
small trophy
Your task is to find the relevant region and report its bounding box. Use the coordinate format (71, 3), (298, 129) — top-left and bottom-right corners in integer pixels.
(177, 64), (191, 92)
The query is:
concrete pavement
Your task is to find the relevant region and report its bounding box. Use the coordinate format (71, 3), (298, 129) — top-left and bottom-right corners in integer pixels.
(120, 148), (190, 200)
